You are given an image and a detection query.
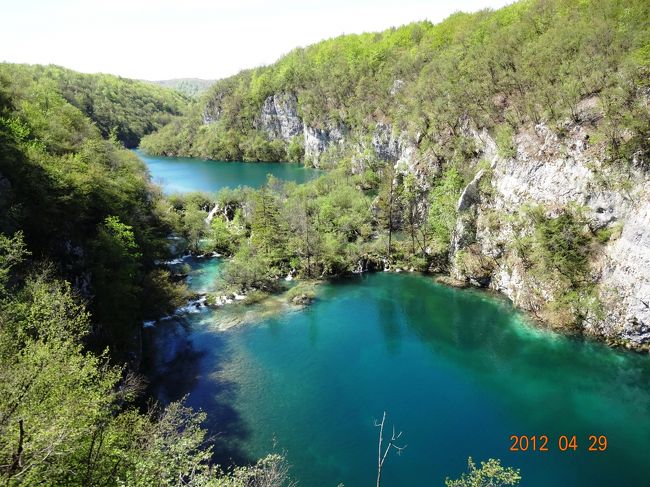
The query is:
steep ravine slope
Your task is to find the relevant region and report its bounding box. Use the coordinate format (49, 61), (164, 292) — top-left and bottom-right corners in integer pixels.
(165, 86), (650, 349)
(140, 0), (650, 349)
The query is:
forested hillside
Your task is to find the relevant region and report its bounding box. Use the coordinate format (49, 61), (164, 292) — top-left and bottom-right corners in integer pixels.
(143, 0), (650, 348)
(141, 0), (648, 165)
(153, 78), (215, 98)
(1, 64), (189, 147)
(0, 62), (298, 484)
(0, 67), (188, 356)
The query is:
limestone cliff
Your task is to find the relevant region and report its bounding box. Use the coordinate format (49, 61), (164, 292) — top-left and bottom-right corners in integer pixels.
(250, 92), (348, 166)
(254, 92), (302, 142)
(448, 117), (649, 349)
(303, 123), (347, 166)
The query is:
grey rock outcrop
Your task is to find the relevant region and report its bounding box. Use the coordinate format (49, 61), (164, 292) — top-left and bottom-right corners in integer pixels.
(252, 91), (350, 166)
(371, 123), (401, 161)
(390, 79), (405, 96)
(303, 122), (347, 166)
(597, 197), (650, 344)
(203, 92), (225, 124)
(457, 169), (484, 212)
(451, 169), (485, 258)
(255, 93), (303, 141)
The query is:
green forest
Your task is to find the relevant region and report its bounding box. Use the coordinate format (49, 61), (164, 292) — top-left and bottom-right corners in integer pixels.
(153, 78), (216, 98)
(141, 0), (648, 165)
(3, 64), (189, 148)
(0, 64), (299, 485)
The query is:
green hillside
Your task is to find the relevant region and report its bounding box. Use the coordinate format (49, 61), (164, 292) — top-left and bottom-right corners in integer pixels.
(0, 59), (296, 485)
(141, 0), (649, 165)
(1, 64), (189, 147)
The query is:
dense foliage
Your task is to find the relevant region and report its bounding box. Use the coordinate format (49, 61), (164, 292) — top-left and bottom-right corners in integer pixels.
(1, 64), (189, 148)
(166, 158), (465, 296)
(0, 66), (191, 357)
(0, 64), (293, 487)
(445, 457), (521, 487)
(141, 0), (649, 167)
(0, 241), (291, 485)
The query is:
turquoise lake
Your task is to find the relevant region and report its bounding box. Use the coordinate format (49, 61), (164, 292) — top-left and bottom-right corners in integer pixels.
(147, 257), (650, 487)
(133, 149), (318, 194)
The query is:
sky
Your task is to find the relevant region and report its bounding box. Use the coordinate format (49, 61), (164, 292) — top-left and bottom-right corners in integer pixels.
(1, 0), (514, 81)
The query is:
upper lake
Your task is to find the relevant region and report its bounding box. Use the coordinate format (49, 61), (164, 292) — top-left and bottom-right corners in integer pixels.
(133, 149), (319, 193)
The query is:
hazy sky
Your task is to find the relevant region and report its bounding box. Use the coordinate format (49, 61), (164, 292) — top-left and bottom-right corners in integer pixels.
(1, 0), (513, 81)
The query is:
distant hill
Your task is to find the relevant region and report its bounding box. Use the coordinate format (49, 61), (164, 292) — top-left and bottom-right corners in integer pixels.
(0, 63), (190, 147)
(153, 78), (215, 97)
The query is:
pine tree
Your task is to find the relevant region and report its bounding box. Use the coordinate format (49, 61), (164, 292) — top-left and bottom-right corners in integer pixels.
(250, 187), (287, 267)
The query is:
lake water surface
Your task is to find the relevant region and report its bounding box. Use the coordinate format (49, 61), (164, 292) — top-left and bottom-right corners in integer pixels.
(147, 257), (650, 487)
(134, 150), (318, 194)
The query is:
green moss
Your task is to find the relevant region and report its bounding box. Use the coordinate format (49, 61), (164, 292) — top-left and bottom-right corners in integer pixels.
(243, 289), (270, 305)
(595, 223), (623, 244)
(285, 282), (317, 303)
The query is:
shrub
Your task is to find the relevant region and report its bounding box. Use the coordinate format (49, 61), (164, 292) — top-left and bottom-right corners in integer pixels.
(495, 124), (516, 159)
(285, 282), (317, 303)
(243, 289), (270, 305)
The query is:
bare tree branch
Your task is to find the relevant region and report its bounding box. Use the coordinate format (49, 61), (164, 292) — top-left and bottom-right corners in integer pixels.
(375, 411), (407, 487)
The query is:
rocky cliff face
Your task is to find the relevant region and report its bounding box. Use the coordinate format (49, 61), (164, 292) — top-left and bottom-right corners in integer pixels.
(254, 92), (303, 142)
(203, 92), (225, 124)
(303, 123), (347, 166)
(252, 92), (348, 166)
(251, 92), (430, 171)
(598, 199), (650, 346)
(449, 119), (650, 349)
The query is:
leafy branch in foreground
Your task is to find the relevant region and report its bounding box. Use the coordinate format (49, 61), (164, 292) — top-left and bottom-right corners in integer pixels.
(445, 457), (521, 487)
(0, 231), (296, 487)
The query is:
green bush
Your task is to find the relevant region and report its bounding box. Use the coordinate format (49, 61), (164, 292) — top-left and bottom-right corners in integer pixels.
(285, 282), (317, 303)
(517, 205), (599, 327)
(446, 457), (521, 487)
(243, 289), (270, 305)
(495, 124), (517, 159)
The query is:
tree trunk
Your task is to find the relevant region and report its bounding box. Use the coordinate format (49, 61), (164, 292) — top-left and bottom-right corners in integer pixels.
(9, 419), (24, 478)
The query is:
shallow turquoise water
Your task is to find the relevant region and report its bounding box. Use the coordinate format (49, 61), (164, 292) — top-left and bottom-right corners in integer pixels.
(149, 260), (650, 486)
(133, 150), (318, 194)
(184, 255), (222, 293)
